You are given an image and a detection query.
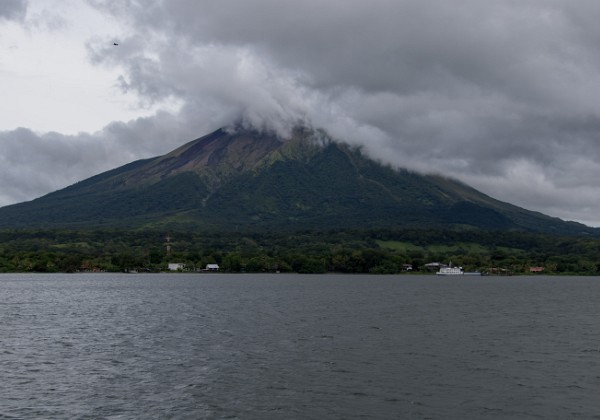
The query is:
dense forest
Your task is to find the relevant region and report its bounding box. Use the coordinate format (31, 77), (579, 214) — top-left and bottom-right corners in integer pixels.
(1, 228), (599, 275)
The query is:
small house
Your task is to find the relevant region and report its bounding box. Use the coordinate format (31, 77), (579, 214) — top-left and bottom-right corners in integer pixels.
(168, 263), (185, 271)
(424, 262), (444, 271)
(205, 263), (219, 271)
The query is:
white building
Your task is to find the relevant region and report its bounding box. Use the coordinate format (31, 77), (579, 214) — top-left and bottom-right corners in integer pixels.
(205, 264), (219, 271)
(168, 263), (185, 271)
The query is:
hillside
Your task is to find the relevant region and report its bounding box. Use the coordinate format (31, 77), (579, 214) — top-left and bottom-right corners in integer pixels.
(0, 126), (594, 235)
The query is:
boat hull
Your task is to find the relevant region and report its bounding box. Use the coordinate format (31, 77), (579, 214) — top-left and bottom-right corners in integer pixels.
(436, 271), (481, 276)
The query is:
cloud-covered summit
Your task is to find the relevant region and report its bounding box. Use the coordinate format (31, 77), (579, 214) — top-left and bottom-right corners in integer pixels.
(3, 0), (600, 225)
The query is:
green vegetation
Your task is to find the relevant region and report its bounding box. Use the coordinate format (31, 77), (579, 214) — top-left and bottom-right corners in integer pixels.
(1, 228), (599, 275)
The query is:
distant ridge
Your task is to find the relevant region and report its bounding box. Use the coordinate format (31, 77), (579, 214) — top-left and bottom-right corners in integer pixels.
(0, 126), (595, 235)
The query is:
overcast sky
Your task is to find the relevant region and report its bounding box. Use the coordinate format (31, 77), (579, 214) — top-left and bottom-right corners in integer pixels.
(2, 0), (600, 226)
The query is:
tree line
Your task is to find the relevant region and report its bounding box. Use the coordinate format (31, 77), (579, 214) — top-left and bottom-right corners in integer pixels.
(0, 228), (599, 274)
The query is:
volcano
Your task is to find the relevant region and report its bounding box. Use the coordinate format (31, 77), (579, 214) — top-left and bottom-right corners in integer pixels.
(0, 126), (593, 235)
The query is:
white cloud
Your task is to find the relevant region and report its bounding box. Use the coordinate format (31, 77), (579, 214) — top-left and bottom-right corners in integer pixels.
(0, 0), (171, 134)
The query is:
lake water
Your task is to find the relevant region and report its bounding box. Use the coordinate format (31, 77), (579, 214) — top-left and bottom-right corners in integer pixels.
(1, 273), (599, 419)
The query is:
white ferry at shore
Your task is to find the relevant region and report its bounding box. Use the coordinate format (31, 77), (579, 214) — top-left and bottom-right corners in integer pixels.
(436, 262), (481, 276)
(437, 265), (463, 275)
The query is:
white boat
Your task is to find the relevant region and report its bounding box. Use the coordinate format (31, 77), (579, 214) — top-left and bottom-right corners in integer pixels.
(436, 262), (463, 276)
(436, 262), (481, 276)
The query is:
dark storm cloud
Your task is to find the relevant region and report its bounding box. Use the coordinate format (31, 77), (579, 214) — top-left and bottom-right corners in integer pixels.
(89, 1), (600, 137)
(0, 0), (27, 21)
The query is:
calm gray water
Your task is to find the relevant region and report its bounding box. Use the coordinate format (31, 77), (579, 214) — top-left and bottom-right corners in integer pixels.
(1, 273), (599, 419)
